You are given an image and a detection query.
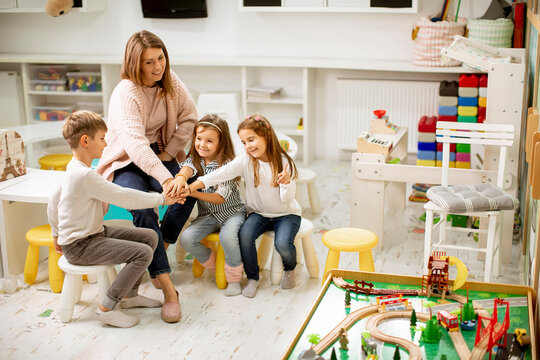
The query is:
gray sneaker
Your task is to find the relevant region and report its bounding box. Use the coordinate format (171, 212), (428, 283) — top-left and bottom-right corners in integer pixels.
(281, 270), (295, 289)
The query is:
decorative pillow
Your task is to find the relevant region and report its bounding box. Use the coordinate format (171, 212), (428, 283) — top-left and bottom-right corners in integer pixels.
(426, 183), (519, 213)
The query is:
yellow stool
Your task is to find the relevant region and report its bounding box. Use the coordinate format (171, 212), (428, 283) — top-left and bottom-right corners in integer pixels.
(24, 224), (64, 293)
(38, 154), (73, 170)
(321, 227), (378, 282)
(191, 233), (227, 289)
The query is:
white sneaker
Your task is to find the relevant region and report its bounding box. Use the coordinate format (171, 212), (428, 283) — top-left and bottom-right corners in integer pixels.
(281, 270), (295, 289)
(96, 309), (139, 328)
(241, 279), (259, 298)
(120, 294), (162, 309)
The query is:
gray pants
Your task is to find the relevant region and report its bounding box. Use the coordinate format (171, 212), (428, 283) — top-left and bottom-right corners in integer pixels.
(62, 225), (158, 310)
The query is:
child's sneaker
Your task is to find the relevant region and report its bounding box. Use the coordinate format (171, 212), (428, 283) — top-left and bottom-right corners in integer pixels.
(281, 270), (295, 289)
(241, 279), (259, 298)
(120, 294), (162, 309)
(224, 282), (242, 297)
(96, 309), (139, 328)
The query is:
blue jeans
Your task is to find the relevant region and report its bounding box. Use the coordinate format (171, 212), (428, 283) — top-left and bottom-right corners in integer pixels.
(239, 213), (301, 281)
(112, 160), (196, 278)
(179, 211), (246, 267)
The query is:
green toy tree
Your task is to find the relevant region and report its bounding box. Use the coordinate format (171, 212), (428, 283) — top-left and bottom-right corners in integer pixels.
(393, 345), (401, 360)
(410, 308), (417, 327)
(345, 290), (351, 306)
(330, 347), (338, 360)
(307, 333), (321, 347)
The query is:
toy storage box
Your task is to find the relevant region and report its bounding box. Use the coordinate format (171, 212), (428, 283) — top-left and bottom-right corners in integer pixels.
(30, 80), (67, 92)
(29, 65), (68, 81)
(67, 72), (102, 92)
(32, 104), (75, 121)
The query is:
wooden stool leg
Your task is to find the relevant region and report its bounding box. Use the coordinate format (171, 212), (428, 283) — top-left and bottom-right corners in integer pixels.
(307, 181), (321, 214)
(24, 244), (39, 285)
(323, 249), (340, 283)
(358, 251), (375, 272)
(96, 271), (111, 304)
(270, 248), (283, 285)
(257, 234), (273, 270)
(48, 246), (64, 293)
(86, 273), (97, 283)
(74, 275), (82, 303)
(301, 235), (319, 278)
(215, 244), (227, 289)
(60, 273), (76, 323)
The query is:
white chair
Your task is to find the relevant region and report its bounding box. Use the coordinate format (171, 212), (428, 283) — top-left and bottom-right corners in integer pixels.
(423, 121), (515, 282)
(296, 168), (321, 214)
(257, 218), (319, 284)
(57, 255), (117, 323)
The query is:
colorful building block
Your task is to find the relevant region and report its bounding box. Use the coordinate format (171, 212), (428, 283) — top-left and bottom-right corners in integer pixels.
(418, 116), (437, 133)
(456, 161), (471, 169)
(418, 142), (436, 151)
(418, 150), (436, 160)
(436, 160), (456, 168)
(458, 106), (478, 117)
(458, 97), (478, 106)
(479, 87), (487, 97)
(417, 159), (436, 166)
(439, 81), (458, 96)
(457, 115), (477, 123)
(439, 96), (458, 106)
(456, 152), (471, 162)
(439, 106), (458, 116)
(436, 151), (456, 161)
(437, 115), (457, 122)
(459, 74), (479, 87)
(456, 143), (470, 153)
(458, 87), (478, 97)
(418, 132), (436, 143)
(437, 143), (456, 152)
(479, 74), (488, 87)
(478, 97), (487, 107)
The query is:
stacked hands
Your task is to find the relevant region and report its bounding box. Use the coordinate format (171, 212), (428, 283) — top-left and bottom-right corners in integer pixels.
(162, 163), (292, 205)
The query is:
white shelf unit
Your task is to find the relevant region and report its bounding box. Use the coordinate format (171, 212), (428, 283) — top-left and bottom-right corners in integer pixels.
(239, 0), (418, 13)
(21, 63), (105, 125)
(0, 0), (106, 13)
(241, 66), (314, 165)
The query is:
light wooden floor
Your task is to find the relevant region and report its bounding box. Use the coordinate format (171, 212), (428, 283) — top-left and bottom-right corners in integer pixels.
(0, 160), (523, 359)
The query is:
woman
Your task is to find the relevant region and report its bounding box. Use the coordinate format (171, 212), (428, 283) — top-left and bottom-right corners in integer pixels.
(97, 30), (198, 323)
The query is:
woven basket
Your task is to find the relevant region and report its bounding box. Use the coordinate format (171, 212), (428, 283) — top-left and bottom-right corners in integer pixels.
(413, 16), (467, 67)
(467, 18), (514, 48)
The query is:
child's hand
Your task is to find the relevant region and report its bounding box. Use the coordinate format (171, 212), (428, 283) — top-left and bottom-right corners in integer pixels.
(163, 192), (177, 206)
(53, 236), (63, 255)
(277, 163), (290, 185)
(166, 176), (188, 197)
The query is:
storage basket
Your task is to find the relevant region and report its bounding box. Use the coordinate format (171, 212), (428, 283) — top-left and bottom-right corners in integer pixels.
(413, 16), (467, 67)
(467, 18), (514, 48)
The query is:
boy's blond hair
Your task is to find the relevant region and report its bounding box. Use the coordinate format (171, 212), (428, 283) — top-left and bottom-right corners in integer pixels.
(62, 110), (107, 149)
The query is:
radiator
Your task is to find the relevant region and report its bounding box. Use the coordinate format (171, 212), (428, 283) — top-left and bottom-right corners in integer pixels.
(0, 71), (25, 127)
(337, 78), (440, 153)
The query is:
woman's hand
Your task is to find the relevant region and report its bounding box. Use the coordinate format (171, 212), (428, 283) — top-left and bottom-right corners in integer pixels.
(277, 163), (290, 185)
(165, 176), (188, 197)
(157, 151), (173, 162)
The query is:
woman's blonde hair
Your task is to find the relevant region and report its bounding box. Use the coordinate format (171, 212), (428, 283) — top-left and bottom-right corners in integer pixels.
(238, 114), (297, 187)
(121, 30), (173, 97)
(188, 114), (236, 177)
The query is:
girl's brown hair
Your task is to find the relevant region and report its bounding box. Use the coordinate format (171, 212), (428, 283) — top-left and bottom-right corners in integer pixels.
(238, 114), (297, 187)
(121, 30), (173, 98)
(188, 114), (236, 176)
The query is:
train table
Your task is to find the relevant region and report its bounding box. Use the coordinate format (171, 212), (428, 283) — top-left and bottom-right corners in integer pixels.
(282, 270), (537, 360)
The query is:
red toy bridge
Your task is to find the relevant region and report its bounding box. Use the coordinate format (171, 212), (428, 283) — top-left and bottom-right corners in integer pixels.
(474, 298), (510, 360)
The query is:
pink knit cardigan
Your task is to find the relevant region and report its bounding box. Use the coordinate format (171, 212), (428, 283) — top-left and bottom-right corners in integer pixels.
(96, 71), (198, 185)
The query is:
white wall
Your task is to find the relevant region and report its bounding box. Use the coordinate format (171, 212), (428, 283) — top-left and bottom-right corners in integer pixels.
(0, 0), (494, 160)
(0, 0), (491, 60)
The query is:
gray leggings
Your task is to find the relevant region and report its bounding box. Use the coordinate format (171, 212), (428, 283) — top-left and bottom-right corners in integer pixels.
(62, 225), (158, 310)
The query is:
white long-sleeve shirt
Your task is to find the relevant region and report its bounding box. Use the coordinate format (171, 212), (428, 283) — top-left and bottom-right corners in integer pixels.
(48, 159), (164, 246)
(198, 154), (301, 218)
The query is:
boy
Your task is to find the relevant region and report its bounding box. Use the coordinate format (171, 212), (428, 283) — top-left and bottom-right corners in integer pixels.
(48, 110), (176, 328)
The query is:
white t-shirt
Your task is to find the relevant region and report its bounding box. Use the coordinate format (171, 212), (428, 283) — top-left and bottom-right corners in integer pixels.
(198, 154), (301, 218)
(48, 159), (164, 246)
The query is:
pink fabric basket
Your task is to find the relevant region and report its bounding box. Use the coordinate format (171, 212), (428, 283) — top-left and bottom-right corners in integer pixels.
(413, 16), (467, 67)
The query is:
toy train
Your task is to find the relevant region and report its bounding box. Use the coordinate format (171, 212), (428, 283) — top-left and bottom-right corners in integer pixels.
(437, 310), (459, 332)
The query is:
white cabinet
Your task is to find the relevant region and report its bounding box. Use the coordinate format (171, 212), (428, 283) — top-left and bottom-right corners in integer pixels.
(0, 0), (106, 12)
(241, 66), (314, 165)
(239, 0), (418, 13)
(21, 63), (105, 124)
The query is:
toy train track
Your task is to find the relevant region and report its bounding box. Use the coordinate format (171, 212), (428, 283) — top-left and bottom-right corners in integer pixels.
(333, 277), (419, 296)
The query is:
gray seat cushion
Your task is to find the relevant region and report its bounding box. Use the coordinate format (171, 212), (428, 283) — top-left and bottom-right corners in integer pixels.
(426, 183), (519, 213)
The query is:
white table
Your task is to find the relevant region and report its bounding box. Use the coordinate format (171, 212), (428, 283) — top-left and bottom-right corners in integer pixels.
(0, 168), (64, 277)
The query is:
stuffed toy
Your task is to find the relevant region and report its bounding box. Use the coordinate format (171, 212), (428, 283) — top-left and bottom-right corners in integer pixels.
(45, 0), (74, 17)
